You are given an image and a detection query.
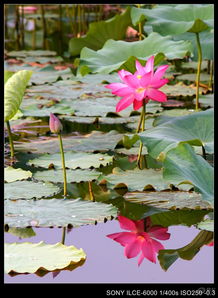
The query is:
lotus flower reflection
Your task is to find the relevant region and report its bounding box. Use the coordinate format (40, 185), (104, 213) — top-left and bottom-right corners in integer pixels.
(105, 56), (169, 112)
(107, 215), (170, 266)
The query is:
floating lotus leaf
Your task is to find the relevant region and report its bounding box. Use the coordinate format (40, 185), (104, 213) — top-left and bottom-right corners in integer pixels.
(131, 4), (213, 35)
(163, 143), (214, 204)
(124, 191), (212, 210)
(4, 198), (118, 228)
(27, 151), (113, 169)
(69, 7), (131, 56)
(14, 131), (123, 154)
(5, 180), (61, 200)
(181, 60), (209, 71)
(4, 70), (32, 122)
(4, 167), (32, 182)
(7, 50), (58, 57)
(5, 241), (86, 276)
(150, 209), (210, 228)
(20, 102), (74, 117)
(99, 168), (192, 192)
(33, 169), (101, 183)
(160, 83), (205, 98)
(6, 227), (36, 239)
(197, 219), (214, 232)
(199, 94), (214, 108)
(139, 108), (214, 159)
(176, 73), (211, 83)
(78, 32), (192, 74)
(158, 230), (213, 271)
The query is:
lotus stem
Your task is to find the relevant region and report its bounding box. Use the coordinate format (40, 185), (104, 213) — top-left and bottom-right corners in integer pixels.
(6, 121), (15, 159)
(195, 32), (202, 111)
(137, 99), (147, 169)
(41, 5), (48, 50)
(15, 5), (21, 50)
(208, 60), (213, 90)
(88, 181), (95, 201)
(61, 227), (66, 244)
(58, 133), (67, 197)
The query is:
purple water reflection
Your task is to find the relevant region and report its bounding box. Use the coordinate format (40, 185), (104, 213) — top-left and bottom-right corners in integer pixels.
(4, 220), (214, 283)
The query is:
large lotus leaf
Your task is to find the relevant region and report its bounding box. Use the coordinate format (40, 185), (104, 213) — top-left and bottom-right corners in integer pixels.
(139, 108), (214, 159)
(33, 169), (101, 183)
(99, 168), (191, 192)
(4, 70), (14, 84)
(163, 143), (214, 204)
(14, 131), (123, 154)
(4, 70), (32, 122)
(181, 60), (208, 71)
(197, 219), (214, 232)
(4, 180), (61, 200)
(69, 7), (131, 56)
(27, 151), (113, 169)
(131, 4), (214, 35)
(5, 241), (86, 277)
(17, 56), (63, 64)
(150, 209), (210, 228)
(158, 230), (213, 271)
(78, 32), (192, 74)
(4, 167), (32, 182)
(4, 198), (118, 228)
(173, 29), (214, 61)
(124, 191), (212, 210)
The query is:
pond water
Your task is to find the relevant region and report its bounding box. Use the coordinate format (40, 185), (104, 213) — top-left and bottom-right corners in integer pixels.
(4, 221), (214, 284)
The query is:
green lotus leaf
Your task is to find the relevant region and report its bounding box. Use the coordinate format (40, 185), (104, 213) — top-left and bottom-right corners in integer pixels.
(69, 7), (131, 56)
(4, 167), (32, 182)
(199, 94), (214, 108)
(4, 70), (33, 122)
(4, 71), (14, 84)
(6, 227), (36, 239)
(7, 50), (58, 57)
(78, 32), (192, 75)
(5, 241), (86, 276)
(173, 29), (214, 61)
(131, 4), (213, 35)
(139, 108), (214, 159)
(33, 169), (101, 183)
(160, 83), (205, 98)
(176, 73), (211, 83)
(150, 209), (210, 228)
(4, 198), (118, 228)
(124, 191), (212, 210)
(197, 219), (214, 232)
(14, 131), (123, 154)
(27, 151), (113, 169)
(111, 197), (209, 228)
(99, 168), (192, 192)
(163, 143), (214, 204)
(158, 230), (213, 271)
(5, 180), (61, 200)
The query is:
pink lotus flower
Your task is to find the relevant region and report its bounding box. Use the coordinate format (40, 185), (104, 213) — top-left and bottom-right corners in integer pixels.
(105, 56), (169, 112)
(107, 215), (170, 266)
(49, 113), (63, 134)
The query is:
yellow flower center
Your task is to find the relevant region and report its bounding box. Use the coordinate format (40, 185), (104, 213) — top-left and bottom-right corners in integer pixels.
(137, 75), (142, 79)
(136, 87), (145, 93)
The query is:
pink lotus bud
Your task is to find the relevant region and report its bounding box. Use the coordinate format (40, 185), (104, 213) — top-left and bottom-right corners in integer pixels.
(49, 113), (63, 133)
